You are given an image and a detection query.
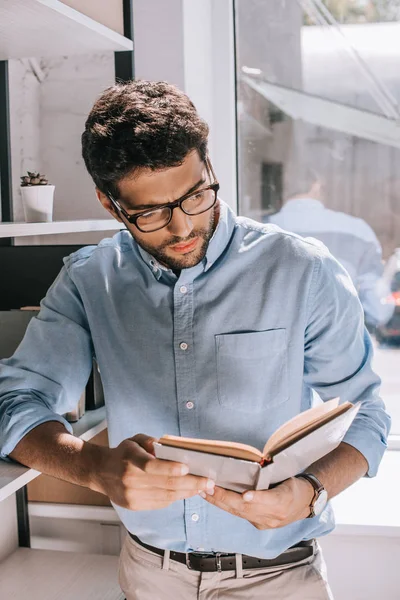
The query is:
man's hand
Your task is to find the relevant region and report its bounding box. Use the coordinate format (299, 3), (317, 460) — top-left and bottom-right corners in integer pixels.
(199, 477), (315, 529)
(91, 433), (215, 511)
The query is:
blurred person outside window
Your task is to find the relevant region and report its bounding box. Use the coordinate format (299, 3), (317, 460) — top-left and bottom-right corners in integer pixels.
(268, 177), (395, 328)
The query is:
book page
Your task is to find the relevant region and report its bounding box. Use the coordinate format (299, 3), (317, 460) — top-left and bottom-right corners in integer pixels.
(158, 435), (263, 463)
(264, 401), (353, 458)
(263, 398), (341, 457)
(257, 402), (360, 488)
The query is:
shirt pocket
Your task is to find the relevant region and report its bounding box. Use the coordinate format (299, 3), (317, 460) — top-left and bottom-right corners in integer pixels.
(215, 329), (288, 413)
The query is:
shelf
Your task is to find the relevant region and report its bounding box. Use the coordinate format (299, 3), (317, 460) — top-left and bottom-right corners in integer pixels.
(28, 502), (119, 523)
(0, 0), (133, 60)
(0, 548), (123, 599)
(0, 407), (107, 502)
(0, 219), (123, 239)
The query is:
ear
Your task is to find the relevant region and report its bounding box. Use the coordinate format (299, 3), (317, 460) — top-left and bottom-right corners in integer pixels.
(96, 188), (124, 223)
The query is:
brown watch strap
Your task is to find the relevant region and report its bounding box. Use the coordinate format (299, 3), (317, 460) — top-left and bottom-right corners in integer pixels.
(295, 473), (324, 518)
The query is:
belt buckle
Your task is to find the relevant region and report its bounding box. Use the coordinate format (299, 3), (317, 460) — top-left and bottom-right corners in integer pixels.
(185, 552), (209, 570)
(186, 551), (223, 572)
(186, 553), (193, 570)
(215, 552), (222, 572)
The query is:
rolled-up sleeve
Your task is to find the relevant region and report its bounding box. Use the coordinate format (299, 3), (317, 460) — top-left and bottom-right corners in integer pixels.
(0, 266), (94, 459)
(304, 249), (391, 477)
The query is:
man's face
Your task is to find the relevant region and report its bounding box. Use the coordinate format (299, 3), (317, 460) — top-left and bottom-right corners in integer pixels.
(98, 151), (218, 271)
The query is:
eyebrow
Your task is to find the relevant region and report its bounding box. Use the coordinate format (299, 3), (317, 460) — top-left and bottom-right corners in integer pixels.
(122, 177), (207, 211)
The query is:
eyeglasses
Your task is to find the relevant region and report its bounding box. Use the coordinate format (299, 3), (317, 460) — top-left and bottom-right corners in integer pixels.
(107, 159), (219, 233)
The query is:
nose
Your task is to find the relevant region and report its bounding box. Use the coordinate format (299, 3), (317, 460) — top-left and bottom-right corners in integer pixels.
(167, 207), (193, 238)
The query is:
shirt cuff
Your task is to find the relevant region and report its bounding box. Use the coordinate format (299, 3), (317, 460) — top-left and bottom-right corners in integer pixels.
(0, 409), (73, 459)
(342, 423), (388, 478)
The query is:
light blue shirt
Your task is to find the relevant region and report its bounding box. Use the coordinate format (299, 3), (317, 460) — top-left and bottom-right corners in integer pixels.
(0, 201), (390, 559)
(269, 198), (394, 326)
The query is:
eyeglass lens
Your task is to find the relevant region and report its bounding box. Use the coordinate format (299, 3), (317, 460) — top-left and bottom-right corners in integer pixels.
(136, 188), (216, 232)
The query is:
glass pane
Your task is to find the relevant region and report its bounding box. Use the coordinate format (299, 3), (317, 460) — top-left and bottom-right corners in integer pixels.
(235, 0), (400, 434)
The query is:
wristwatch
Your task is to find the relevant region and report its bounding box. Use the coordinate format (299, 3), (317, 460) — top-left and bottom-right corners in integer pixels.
(296, 473), (328, 518)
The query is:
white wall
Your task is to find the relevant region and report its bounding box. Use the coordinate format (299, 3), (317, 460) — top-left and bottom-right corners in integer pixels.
(38, 53), (115, 244)
(133, 0), (185, 89)
(9, 53), (116, 245)
(8, 59), (41, 223)
(133, 0), (237, 210)
(320, 533), (400, 600)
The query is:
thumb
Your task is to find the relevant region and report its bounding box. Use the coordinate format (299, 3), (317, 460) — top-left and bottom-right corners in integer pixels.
(128, 433), (157, 456)
(242, 481), (288, 504)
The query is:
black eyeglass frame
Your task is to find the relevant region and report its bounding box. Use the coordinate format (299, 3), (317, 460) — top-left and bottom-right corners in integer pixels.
(107, 158), (220, 233)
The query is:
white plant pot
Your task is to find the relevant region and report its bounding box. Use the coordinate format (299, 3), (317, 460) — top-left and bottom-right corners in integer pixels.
(21, 185), (55, 223)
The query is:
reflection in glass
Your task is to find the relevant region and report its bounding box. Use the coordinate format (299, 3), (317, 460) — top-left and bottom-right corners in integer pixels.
(269, 180), (395, 328)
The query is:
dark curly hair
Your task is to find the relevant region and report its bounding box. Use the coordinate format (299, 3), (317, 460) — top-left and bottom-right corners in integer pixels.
(81, 80), (209, 197)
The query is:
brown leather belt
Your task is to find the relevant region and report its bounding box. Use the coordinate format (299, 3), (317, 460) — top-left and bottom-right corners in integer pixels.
(128, 532), (315, 572)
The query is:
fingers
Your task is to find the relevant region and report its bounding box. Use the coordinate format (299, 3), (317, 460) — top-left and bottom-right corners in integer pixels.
(200, 486), (248, 515)
(240, 480), (292, 510)
(141, 455), (190, 477)
(199, 485), (292, 529)
(124, 437), (190, 476)
(135, 473), (215, 493)
(121, 438), (215, 492)
(136, 487), (202, 507)
(114, 487), (202, 511)
(200, 486), (276, 515)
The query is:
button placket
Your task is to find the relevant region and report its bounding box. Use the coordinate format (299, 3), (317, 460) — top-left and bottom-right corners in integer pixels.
(172, 280), (204, 549)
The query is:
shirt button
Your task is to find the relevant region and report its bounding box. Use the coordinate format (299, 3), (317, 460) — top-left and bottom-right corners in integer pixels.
(186, 401), (194, 410)
(191, 513), (200, 522)
(179, 342), (188, 351)
(180, 285), (188, 294)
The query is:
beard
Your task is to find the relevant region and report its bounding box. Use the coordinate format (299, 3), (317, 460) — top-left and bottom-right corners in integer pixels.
(136, 207), (216, 272)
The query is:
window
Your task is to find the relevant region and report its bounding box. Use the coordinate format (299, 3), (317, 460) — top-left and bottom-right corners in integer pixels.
(234, 0), (400, 436)
(261, 162), (283, 216)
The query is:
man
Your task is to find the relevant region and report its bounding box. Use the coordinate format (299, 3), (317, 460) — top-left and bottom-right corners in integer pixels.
(0, 81), (390, 599)
(268, 180), (394, 328)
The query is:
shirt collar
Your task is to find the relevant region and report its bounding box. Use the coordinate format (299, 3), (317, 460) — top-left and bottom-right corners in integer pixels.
(137, 246), (171, 281)
(136, 199), (236, 281)
(282, 198), (324, 212)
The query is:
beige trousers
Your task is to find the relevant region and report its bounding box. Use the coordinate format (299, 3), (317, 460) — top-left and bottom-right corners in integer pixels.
(118, 534), (335, 599)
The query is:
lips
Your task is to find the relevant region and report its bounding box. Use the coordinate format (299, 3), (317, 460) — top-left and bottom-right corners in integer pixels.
(170, 237), (199, 254)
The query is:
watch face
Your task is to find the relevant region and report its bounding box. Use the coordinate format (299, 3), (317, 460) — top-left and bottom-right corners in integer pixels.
(313, 490), (328, 516)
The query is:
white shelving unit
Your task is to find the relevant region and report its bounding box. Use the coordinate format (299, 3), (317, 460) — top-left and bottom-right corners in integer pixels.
(0, 220), (124, 239)
(0, 0), (133, 60)
(0, 1), (129, 595)
(0, 408), (124, 600)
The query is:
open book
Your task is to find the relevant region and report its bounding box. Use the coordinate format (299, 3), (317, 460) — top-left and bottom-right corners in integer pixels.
(154, 399), (360, 493)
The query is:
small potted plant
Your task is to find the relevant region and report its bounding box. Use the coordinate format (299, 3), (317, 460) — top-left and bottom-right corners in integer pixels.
(20, 171), (55, 223)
